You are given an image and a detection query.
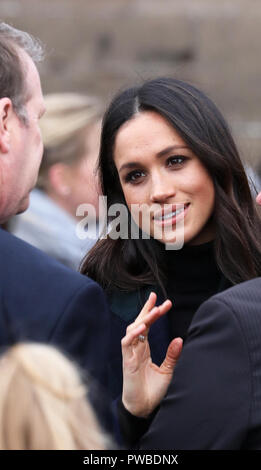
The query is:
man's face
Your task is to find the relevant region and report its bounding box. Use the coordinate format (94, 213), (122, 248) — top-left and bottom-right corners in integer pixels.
(0, 50), (45, 222)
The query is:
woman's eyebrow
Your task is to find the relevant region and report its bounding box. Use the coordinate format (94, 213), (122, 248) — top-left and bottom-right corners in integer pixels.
(156, 145), (189, 158)
(118, 145), (189, 173)
(119, 161), (141, 173)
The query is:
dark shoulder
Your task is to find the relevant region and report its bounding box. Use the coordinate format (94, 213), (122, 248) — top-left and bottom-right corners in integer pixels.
(0, 228), (96, 292)
(211, 278), (261, 311)
(0, 229), (107, 346)
(189, 277), (261, 351)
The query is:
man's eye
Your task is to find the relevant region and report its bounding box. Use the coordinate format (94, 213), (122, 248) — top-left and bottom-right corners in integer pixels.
(124, 170), (145, 183)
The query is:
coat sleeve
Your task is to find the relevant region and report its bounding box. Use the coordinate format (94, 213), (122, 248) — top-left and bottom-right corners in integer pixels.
(138, 296), (252, 449)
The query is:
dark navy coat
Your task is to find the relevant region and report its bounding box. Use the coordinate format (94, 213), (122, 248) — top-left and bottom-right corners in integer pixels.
(0, 228), (110, 389)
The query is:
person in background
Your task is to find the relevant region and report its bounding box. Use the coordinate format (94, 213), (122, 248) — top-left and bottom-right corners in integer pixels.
(11, 93), (103, 270)
(0, 343), (113, 450)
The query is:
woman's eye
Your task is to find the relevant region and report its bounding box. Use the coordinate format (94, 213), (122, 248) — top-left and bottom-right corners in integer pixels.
(167, 156), (187, 167)
(124, 170), (145, 183)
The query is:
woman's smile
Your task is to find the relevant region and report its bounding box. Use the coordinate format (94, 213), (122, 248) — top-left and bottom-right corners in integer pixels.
(152, 203), (190, 227)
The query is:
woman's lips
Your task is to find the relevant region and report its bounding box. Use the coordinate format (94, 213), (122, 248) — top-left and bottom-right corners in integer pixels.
(153, 203), (190, 227)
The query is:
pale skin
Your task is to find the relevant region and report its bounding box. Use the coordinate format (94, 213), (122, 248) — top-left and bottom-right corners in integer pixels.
(122, 192), (261, 418)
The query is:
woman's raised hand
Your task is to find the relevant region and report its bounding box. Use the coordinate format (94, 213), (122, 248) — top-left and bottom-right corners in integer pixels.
(121, 292), (183, 418)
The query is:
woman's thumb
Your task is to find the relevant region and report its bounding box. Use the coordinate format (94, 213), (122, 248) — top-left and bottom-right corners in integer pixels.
(160, 337), (183, 373)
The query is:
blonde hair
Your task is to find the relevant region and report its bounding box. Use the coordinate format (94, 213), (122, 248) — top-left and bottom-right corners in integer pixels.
(37, 93), (103, 191)
(0, 343), (112, 450)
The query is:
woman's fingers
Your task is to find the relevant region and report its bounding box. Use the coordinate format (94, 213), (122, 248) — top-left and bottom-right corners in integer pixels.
(121, 322), (147, 362)
(126, 297), (173, 336)
(160, 337), (183, 374)
(139, 300), (172, 330)
(122, 322), (146, 348)
(157, 299), (172, 316)
(123, 300), (174, 361)
(126, 292), (157, 334)
(137, 292), (157, 320)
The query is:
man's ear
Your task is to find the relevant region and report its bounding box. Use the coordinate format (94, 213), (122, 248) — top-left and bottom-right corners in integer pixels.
(0, 97), (13, 154)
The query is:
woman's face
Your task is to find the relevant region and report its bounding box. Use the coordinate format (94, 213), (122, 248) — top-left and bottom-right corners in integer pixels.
(113, 111), (215, 246)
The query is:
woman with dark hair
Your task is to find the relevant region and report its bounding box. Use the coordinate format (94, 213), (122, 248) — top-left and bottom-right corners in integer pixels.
(81, 77), (261, 400)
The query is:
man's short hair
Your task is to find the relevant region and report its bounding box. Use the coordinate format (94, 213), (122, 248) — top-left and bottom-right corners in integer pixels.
(0, 22), (44, 122)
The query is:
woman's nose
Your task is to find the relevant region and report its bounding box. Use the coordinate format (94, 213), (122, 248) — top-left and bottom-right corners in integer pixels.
(150, 175), (176, 203)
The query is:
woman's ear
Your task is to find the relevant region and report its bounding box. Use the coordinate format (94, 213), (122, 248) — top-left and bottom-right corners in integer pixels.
(0, 98), (13, 154)
(256, 192), (261, 206)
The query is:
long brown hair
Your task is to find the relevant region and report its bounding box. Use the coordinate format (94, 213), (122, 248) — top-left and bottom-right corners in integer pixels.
(81, 78), (261, 292)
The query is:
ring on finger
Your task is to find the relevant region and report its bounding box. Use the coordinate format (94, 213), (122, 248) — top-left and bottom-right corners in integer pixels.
(138, 334), (146, 342)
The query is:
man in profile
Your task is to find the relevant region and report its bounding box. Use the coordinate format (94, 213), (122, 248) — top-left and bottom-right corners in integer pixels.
(0, 22), (109, 391)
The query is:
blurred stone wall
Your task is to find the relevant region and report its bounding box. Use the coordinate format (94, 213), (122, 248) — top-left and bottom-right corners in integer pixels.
(1, 0), (261, 169)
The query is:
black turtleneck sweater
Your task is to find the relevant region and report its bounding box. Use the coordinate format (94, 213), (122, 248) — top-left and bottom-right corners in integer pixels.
(163, 241), (231, 341)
